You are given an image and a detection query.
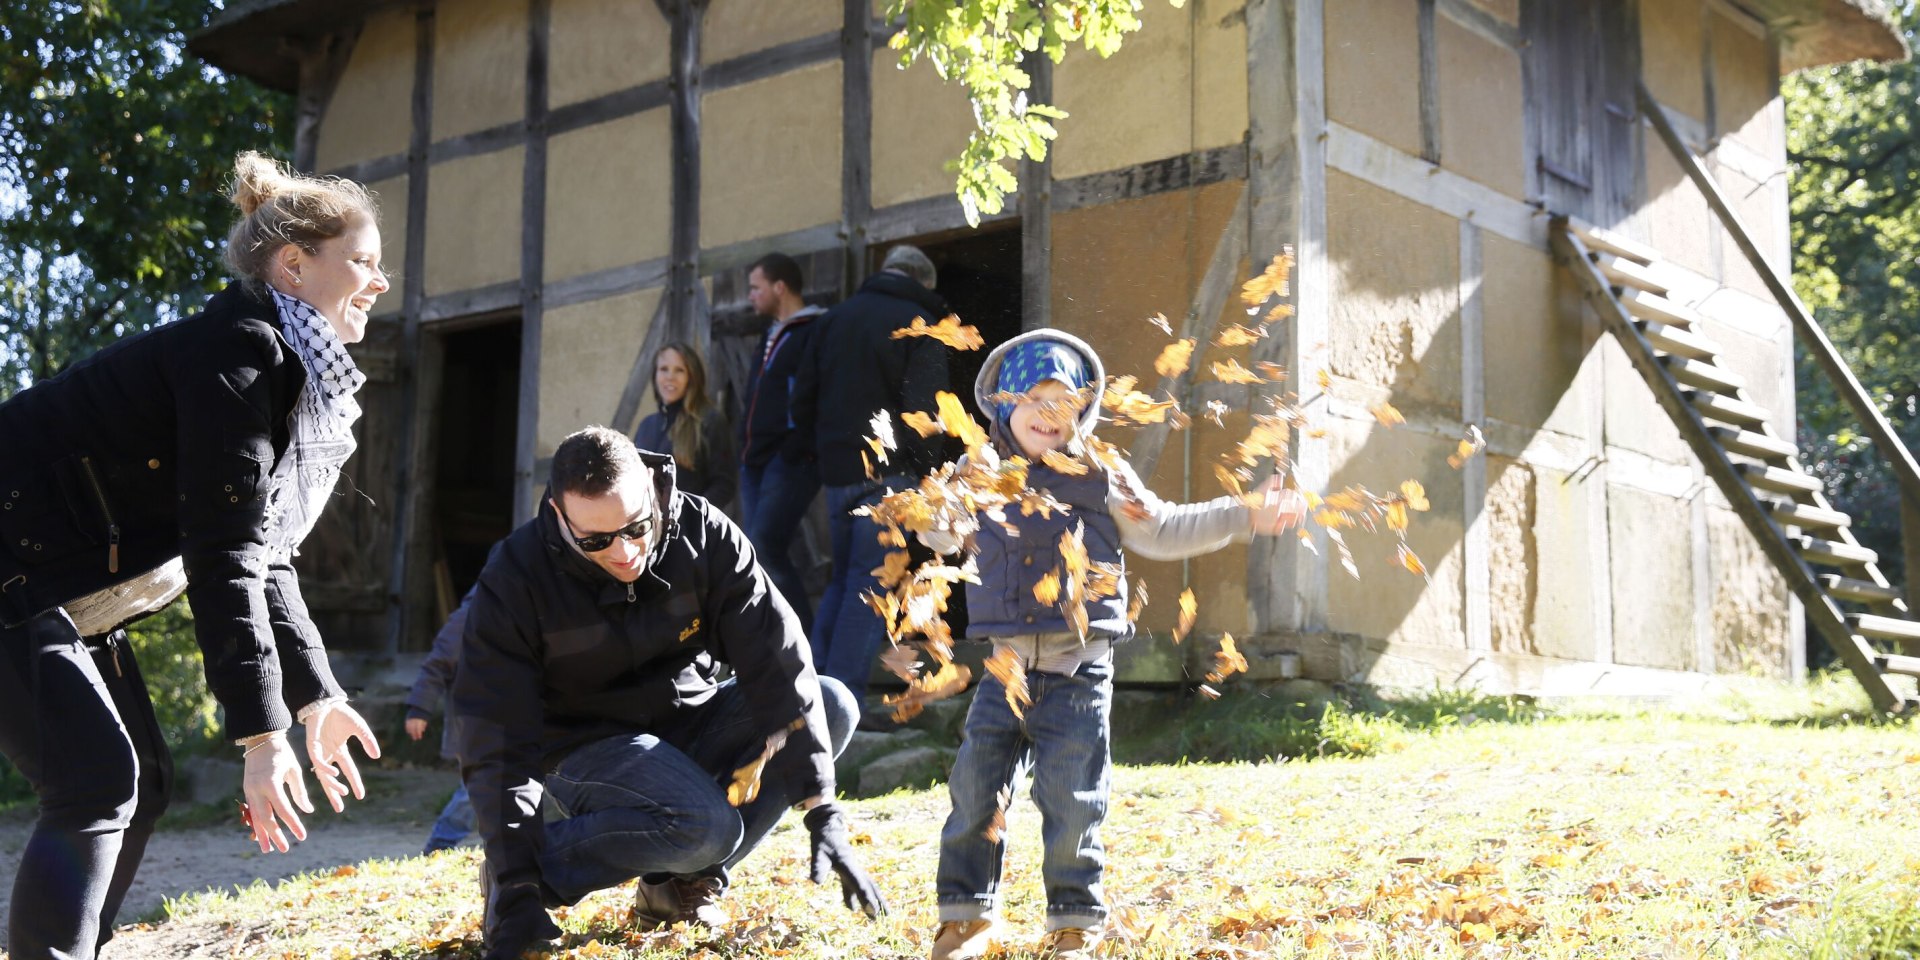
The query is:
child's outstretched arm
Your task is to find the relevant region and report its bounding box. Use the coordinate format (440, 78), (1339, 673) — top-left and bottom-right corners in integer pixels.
(1108, 459), (1305, 561)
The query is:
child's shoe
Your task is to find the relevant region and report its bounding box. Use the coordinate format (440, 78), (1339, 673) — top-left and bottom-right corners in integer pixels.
(1040, 926), (1103, 958)
(930, 919), (995, 960)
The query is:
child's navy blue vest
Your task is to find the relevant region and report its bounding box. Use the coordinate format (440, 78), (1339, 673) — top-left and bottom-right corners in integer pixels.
(966, 462), (1133, 642)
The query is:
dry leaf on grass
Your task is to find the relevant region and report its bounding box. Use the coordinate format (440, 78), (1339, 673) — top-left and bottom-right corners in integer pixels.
(891, 314), (986, 351)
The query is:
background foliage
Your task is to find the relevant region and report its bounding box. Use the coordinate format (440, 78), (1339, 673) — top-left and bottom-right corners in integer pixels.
(1785, 1), (1920, 591)
(0, 0), (290, 398)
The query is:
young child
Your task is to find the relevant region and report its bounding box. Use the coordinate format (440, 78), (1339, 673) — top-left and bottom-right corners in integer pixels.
(919, 331), (1306, 960)
(405, 590), (475, 855)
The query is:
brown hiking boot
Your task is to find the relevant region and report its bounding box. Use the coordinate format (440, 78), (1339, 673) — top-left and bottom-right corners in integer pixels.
(1039, 926), (1102, 958)
(633, 875), (730, 930)
(930, 919), (995, 960)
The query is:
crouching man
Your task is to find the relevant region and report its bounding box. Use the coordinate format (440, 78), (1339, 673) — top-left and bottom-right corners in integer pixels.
(452, 426), (886, 960)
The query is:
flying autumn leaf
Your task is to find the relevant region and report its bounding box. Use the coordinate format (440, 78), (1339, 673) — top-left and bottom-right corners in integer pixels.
(1174, 588), (1198, 644)
(1041, 449), (1089, 476)
(1397, 542), (1430, 579)
(1316, 369), (1332, 390)
(1401, 479), (1430, 512)
(936, 390), (988, 449)
(1211, 359), (1269, 385)
(1255, 361), (1289, 382)
(879, 642), (921, 683)
(1103, 382), (1180, 425)
(1155, 338), (1197, 378)
(872, 550), (914, 589)
(1204, 400), (1230, 427)
(1214, 323), (1267, 347)
(1448, 423), (1487, 469)
(985, 646), (1032, 719)
(1386, 501), (1410, 533)
(1146, 312), (1174, 336)
(882, 660), (972, 723)
(1127, 577), (1148, 625)
(1371, 402), (1406, 428)
(1239, 251), (1296, 308)
(1197, 684), (1222, 700)
(891, 314), (986, 351)
(1033, 569), (1062, 606)
(901, 410), (941, 438)
(1206, 633), (1250, 684)
(984, 785), (1013, 843)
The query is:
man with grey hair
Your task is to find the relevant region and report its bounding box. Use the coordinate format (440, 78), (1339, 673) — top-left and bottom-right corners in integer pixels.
(788, 245), (954, 720)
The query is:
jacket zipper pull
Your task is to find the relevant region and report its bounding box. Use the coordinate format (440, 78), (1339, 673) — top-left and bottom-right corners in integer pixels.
(110, 637), (123, 677)
(627, 581), (636, 603)
(108, 526), (120, 575)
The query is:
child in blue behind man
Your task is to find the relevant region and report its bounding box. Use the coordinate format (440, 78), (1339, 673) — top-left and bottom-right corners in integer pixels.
(405, 590), (476, 855)
(918, 330), (1307, 960)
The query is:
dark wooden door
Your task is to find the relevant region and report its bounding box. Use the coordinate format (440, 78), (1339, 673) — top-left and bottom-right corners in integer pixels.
(1524, 0), (1640, 227)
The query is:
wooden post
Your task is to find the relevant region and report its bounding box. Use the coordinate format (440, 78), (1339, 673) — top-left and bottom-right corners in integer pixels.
(667, 0), (706, 340)
(1461, 222), (1490, 652)
(515, 0), (551, 523)
(1416, 0), (1441, 165)
(841, 0), (873, 295)
(1904, 492), (1920, 614)
(290, 31), (357, 174)
(385, 3), (437, 654)
(1020, 54), (1053, 332)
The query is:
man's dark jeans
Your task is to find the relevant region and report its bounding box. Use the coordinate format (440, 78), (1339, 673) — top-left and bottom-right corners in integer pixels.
(0, 610), (173, 960)
(810, 483), (893, 708)
(537, 675), (857, 903)
(738, 457), (819, 631)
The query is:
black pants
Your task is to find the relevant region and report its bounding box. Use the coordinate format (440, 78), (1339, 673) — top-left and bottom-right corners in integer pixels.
(0, 609), (173, 959)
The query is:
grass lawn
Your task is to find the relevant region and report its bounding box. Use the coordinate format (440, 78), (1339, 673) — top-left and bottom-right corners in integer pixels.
(121, 675), (1920, 959)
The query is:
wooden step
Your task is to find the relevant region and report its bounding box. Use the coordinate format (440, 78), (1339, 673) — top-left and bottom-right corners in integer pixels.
(1797, 536), (1877, 567)
(1685, 390), (1770, 426)
(1596, 254), (1671, 296)
(1848, 613), (1920, 643)
(1769, 501), (1852, 530)
(1621, 289), (1704, 329)
(1871, 653), (1920, 678)
(1637, 320), (1721, 360)
(1712, 427), (1796, 461)
(1661, 356), (1746, 393)
(1569, 219), (1660, 264)
(1820, 575), (1908, 605)
(1736, 463), (1822, 496)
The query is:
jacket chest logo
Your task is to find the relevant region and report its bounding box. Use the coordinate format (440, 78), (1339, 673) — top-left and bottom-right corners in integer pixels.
(678, 618), (701, 643)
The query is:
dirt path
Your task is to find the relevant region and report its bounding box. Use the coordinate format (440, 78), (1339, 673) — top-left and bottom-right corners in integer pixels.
(0, 768), (461, 956)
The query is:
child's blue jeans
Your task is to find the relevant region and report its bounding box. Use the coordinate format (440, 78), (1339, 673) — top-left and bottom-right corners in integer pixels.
(936, 657), (1113, 932)
(423, 782), (475, 854)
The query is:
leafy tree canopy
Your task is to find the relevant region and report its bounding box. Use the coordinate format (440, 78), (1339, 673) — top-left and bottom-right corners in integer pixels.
(0, 0), (289, 396)
(885, 0), (1184, 225)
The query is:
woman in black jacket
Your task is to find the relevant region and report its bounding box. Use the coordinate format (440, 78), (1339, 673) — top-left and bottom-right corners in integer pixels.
(0, 152), (385, 958)
(632, 342), (737, 509)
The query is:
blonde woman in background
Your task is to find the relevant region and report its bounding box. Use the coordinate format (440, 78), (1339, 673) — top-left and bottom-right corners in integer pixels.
(0, 152), (384, 958)
(633, 342), (738, 510)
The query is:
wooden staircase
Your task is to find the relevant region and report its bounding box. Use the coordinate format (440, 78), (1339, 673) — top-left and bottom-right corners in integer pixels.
(1539, 84), (1920, 714)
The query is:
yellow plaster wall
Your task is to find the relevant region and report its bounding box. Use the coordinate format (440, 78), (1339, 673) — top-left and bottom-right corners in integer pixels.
(1608, 485), (1696, 671)
(1640, 0), (1706, 123)
(703, 0), (840, 64)
(1641, 142), (1715, 279)
(1048, 180), (1248, 638)
(1325, 422), (1467, 650)
(544, 110), (673, 282)
(1325, 171), (1461, 417)
(700, 63), (842, 248)
(431, 0), (527, 141)
(1711, 9), (1780, 157)
(1711, 160), (1783, 301)
(1601, 334), (1690, 463)
(538, 287), (661, 457)
(1480, 233), (1587, 437)
(548, 0), (669, 107)
(314, 7), (415, 171)
(1436, 12), (1524, 199)
(870, 50), (975, 209)
(1484, 456), (1599, 661)
(1052, 0), (1247, 181)
(367, 175), (408, 317)
(424, 148), (523, 296)
(1325, 0), (1422, 157)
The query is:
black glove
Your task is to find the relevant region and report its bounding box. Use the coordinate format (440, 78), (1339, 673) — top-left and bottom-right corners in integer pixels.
(483, 879), (562, 960)
(804, 802), (888, 918)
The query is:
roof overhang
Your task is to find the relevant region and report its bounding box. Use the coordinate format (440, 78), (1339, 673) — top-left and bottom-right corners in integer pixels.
(188, 0), (403, 93)
(1736, 0), (1909, 72)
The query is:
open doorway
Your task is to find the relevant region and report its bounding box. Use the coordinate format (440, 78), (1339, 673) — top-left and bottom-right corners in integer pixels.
(871, 221), (1024, 422)
(427, 318), (521, 630)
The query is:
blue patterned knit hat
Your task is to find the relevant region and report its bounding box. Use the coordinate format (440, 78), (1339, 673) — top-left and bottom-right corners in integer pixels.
(994, 337), (1091, 423)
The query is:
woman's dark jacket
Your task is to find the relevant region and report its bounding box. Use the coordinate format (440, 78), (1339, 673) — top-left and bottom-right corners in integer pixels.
(0, 284), (346, 739)
(448, 453), (835, 934)
(633, 399), (738, 508)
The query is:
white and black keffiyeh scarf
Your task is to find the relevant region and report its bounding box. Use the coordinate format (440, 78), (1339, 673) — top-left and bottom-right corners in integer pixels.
(268, 289), (365, 564)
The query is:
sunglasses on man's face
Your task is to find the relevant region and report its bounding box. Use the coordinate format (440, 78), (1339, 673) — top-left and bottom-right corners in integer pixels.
(560, 508), (656, 553)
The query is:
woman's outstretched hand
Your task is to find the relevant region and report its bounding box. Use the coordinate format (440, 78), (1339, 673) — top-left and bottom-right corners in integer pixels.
(240, 732), (312, 853)
(1249, 477), (1309, 535)
(303, 701), (382, 813)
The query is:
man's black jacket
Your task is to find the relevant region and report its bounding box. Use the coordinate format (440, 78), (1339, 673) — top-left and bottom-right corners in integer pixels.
(450, 454), (836, 936)
(738, 304), (825, 469)
(0, 284), (344, 738)
(788, 271), (953, 486)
